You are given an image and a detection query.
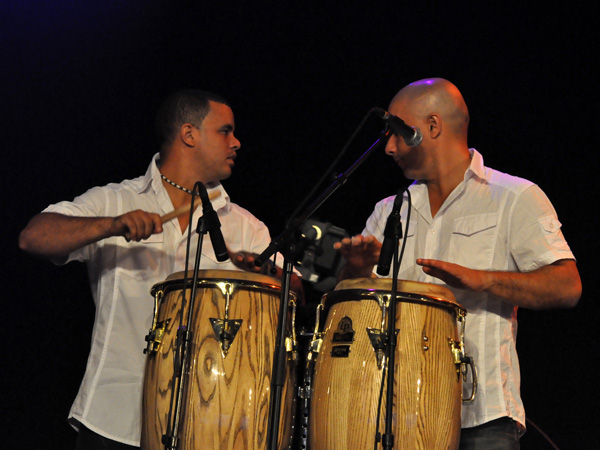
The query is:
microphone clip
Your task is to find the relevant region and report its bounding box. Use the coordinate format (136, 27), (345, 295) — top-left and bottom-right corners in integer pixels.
(196, 206), (221, 235)
(373, 107), (423, 147)
(376, 190), (404, 276)
(194, 181), (229, 262)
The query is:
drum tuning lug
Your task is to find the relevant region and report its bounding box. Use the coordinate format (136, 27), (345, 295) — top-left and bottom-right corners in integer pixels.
(367, 328), (385, 349)
(144, 319), (170, 355)
(448, 338), (478, 403)
(145, 289), (167, 355)
(285, 336), (298, 361)
(366, 328), (388, 370)
(221, 330), (233, 352)
(449, 338), (464, 373)
(375, 349), (385, 370)
(210, 318), (242, 356)
(309, 336), (323, 356)
(143, 330), (155, 354)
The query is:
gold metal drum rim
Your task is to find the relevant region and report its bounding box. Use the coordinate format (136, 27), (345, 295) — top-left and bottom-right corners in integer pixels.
(323, 288), (463, 314)
(150, 269), (285, 297)
(327, 277), (465, 315)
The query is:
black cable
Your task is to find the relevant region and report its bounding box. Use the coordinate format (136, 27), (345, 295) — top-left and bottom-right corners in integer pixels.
(373, 361), (387, 450)
(392, 189), (411, 281)
(163, 183), (200, 449)
(288, 108), (383, 224)
(526, 417), (562, 450)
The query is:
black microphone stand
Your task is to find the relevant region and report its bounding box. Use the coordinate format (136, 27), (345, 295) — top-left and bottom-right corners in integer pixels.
(255, 129), (391, 269)
(376, 188), (411, 450)
(381, 216), (402, 450)
(257, 129), (392, 449)
(162, 182), (217, 450)
(266, 257), (294, 450)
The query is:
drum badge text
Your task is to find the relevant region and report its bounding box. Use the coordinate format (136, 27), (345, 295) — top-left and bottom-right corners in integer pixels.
(331, 316), (355, 357)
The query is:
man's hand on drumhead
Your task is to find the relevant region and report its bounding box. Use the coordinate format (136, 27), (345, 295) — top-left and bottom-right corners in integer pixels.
(334, 234), (382, 279)
(229, 250), (266, 274)
(416, 258), (490, 292)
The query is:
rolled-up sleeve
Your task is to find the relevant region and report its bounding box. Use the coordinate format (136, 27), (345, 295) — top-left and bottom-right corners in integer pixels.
(509, 185), (575, 272)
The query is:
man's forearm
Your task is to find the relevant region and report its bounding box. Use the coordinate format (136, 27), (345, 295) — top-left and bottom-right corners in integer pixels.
(483, 259), (581, 310)
(19, 212), (114, 260)
(417, 257), (581, 310)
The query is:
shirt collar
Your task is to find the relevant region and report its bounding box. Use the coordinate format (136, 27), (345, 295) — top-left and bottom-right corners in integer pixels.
(407, 148), (488, 217)
(465, 148), (488, 182)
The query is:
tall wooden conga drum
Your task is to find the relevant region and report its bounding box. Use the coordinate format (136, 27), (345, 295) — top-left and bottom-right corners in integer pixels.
(307, 278), (468, 450)
(141, 270), (297, 450)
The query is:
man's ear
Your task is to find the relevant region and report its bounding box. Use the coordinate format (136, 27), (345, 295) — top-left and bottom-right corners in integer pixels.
(180, 123), (196, 147)
(427, 114), (442, 139)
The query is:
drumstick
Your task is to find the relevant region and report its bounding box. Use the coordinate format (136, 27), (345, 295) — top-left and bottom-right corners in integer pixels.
(160, 190), (221, 223)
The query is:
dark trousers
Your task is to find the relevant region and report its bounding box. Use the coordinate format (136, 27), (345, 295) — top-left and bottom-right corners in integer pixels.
(76, 426), (139, 450)
(459, 417), (522, 450)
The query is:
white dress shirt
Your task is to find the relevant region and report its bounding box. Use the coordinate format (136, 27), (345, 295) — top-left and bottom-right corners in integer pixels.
(43, 154), (272, 445)
(363, 149), (575, 429)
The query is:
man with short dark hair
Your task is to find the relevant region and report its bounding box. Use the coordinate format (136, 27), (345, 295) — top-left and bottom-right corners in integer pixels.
(19, 89), (290, 448)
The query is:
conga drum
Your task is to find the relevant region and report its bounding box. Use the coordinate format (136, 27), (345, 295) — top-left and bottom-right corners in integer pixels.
(141, 270), (297, 450)
(307, 278), (469, 450)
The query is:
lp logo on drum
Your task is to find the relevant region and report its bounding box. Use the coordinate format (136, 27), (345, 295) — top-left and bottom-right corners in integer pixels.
(331, 316), (355, 357)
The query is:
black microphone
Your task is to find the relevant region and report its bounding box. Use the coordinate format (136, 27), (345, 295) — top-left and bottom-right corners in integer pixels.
(376, 189), (403, 276)
(197, 183), (229, 262)
(374, 107), (423, 147)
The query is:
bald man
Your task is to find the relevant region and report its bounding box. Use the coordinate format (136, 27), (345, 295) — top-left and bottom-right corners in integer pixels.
(335, 78), (581, 449)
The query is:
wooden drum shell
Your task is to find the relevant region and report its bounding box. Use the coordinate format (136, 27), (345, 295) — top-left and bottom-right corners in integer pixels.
(308, 278), (464, 450)
(141, 270), (296, 450)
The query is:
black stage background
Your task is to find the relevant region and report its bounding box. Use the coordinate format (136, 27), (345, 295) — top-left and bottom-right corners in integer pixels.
(2, 2), (598, 449)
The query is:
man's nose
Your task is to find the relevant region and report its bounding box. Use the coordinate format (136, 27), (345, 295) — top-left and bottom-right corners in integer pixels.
(231, 134), (241, 150)
(385, 134), (397, 156)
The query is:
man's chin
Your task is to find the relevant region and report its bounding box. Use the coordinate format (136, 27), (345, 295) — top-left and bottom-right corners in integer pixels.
(399, 168), (418, 180)
(218, 168), (233, 181)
